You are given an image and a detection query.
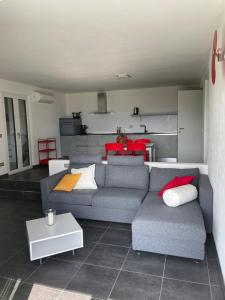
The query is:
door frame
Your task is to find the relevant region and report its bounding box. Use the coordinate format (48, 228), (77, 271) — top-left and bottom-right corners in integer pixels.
(2, 92), (32, 175)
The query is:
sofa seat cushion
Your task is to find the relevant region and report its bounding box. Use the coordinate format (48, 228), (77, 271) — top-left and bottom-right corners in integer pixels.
(93, 187), (147, 210)
(49, 189), (97, 206)
(132, 192), (206, 243)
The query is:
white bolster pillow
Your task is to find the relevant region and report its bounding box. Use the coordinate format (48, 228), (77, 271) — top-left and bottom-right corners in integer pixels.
(163, 184), (198, 207)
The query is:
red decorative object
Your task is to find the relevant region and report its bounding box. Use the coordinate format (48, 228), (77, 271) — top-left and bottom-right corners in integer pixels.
(212, 30), (217, 85)
(158, 176), (196, 197)
(38, 138), (57, 165)
(105, 143), (125, 160)
(126, 142), (147, 161)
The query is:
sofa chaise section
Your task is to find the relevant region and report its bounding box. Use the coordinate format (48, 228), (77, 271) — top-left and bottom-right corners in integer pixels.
(132, 167), (213, 260)
(132, 192), (206, 259)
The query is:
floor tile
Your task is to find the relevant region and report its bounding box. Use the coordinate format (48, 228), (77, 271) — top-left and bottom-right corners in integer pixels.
(211, 285), (225, 300)
(99, 228), (131, 247)
(54, 242), (96, 263)
(109, 270), (161, 300)
(12, 282), (61, 300)
(122, 249), (165, 276)
(83, 219), (110, 228)
(0, 251), (39, 281)
(26, 258), (80, 289)
(0, 250), (17, 266)
(208, 259), (223, 285)
(0, 230), (26, 251)
(83, 225), (106, 243)
(110, 222), (131, 231)
(66, 264), (118, 299)
(86, 244), (128, 269)
(160, 278), (211, 300)
(164, 256), (209, 284)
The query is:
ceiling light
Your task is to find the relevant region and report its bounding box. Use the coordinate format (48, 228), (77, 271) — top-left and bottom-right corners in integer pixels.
(116, 73), (132, 79)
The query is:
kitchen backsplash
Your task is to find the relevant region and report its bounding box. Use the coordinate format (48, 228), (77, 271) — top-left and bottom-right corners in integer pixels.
(80, 112), (177, 133)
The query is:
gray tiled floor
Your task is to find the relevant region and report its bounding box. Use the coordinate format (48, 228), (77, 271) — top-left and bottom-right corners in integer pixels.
(0, 198), (224, 300)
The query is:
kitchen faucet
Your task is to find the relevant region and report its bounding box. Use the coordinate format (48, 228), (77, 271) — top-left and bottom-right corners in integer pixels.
(140, 124), (147, 133)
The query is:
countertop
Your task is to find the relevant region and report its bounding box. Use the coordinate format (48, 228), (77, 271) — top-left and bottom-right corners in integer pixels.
(65, 132), (178, 136)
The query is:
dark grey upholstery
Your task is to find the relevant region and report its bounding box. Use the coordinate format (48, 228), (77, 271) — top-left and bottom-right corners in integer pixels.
(70, 153), (102, 164)
(108, 155), (144, 166)
(133, 192), (206, 243)
(199, 174), (213, 233)
(49, 189), (97, 206)
(93, 187), (147, 210)
(149, 167), (200, 191)
(105, 165), (149, 190)
(132, 192), (206, 259)
(40, 169), (68, 210)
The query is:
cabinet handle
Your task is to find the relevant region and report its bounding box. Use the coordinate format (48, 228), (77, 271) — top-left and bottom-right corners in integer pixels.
(179, 128), (184, 130)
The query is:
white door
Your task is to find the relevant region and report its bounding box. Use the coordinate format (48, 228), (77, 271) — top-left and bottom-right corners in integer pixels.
(3, 96), (31, 174)
(178, 90), (203, 163)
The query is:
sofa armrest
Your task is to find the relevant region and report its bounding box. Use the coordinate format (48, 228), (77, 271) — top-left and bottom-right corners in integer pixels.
(40, 170), (68, 211)
(199, 174), (213, 233)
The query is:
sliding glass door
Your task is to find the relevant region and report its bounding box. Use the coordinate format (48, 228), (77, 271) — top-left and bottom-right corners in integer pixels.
(4, 96), (31, 173)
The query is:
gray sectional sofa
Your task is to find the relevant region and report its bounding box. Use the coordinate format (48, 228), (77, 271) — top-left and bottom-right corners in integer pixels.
(41, 154), (213, 260)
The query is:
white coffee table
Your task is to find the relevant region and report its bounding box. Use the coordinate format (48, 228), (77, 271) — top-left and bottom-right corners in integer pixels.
(26, 212), (83, 264)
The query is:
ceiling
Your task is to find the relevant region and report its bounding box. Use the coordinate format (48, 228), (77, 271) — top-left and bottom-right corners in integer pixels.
(0, 0), (224, 93)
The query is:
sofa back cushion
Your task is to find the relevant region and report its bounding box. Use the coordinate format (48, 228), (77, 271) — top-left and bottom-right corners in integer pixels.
(105, 165), (149, 190)
(149, 167), (200, 191)
(108, 155), (144, 166)
(69, 163), (105, 187)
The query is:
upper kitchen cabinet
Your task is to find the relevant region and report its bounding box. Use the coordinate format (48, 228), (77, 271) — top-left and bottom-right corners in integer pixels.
(178, 90), (203, 163)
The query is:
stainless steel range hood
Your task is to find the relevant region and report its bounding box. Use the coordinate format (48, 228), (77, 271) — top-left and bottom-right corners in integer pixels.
(92, 92), (111, 114)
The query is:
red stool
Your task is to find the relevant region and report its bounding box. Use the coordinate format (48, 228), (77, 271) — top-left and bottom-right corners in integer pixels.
(126, 142), (147, 161)
(105, 143), (125, 160)
(134, 138), (152, 144)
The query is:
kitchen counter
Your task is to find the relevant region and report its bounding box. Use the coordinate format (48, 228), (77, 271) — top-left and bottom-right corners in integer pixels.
(60, 132), (178, 161)
(81, 132), (177, 136)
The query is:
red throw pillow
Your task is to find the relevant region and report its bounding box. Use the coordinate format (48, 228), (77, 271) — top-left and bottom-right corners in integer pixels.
(158, 176), (195, 197)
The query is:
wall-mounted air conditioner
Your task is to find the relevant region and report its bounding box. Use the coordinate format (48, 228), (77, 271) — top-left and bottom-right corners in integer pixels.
(31, 92), (55, 104)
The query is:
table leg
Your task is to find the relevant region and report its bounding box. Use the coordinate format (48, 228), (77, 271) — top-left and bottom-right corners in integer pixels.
(40, 258), (43, 265)
(72, 249), (75, 256)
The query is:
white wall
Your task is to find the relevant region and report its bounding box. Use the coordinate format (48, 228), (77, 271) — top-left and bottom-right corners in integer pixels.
(66, 86), (179, 133)
(0, 79), (66, 174)
(207, 13), (225, 282)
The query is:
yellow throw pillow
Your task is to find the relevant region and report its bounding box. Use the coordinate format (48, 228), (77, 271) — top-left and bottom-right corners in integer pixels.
(54, 174), (81, 192)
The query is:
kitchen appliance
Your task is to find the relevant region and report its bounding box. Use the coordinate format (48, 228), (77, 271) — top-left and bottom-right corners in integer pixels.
(81, 125), (88, 135)
(72, 112), (81, 119)
(133, 107), (139, 115)
(59, 118), (82, 135)
(92, 92), (112, 114)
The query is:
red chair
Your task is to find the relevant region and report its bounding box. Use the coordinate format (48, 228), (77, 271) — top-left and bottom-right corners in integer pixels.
(125, 138), (133, 145)
(134, 138), (152, 144)
(126, 142), (147, 161)
(105, 143), (125, 160)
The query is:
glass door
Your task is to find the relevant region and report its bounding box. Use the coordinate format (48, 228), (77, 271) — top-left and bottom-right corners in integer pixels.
(4, 96), (31, 173)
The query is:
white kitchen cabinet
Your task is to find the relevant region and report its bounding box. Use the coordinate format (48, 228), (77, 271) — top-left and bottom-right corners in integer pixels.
(178, 90), (203, 163)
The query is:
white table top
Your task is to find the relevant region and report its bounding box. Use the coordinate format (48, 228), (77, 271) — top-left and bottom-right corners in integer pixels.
(26, 213), (82, 243)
